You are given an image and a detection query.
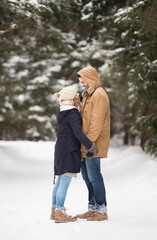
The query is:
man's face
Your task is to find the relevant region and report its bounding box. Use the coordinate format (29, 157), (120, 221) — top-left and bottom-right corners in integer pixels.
(79, 76), (88, 88)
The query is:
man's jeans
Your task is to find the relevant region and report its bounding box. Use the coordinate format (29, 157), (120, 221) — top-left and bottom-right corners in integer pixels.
(52, 175), (72, 210)
(81, 157), (107, 214)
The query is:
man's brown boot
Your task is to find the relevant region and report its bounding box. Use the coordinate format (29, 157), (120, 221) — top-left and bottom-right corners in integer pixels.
(50, 206), (56, 220)
(87, 213), (108, 221)
(55, 208), (77, 223)
(76, 211), (95, 219)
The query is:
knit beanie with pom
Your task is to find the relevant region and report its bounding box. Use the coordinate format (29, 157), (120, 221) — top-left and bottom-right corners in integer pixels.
(54, 86), (77, 101)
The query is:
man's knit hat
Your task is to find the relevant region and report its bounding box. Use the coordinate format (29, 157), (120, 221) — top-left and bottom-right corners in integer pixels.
(54, 86), (77, 101)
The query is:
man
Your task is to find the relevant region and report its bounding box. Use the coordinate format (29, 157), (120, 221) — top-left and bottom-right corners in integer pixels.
(76, 66), (110, 221)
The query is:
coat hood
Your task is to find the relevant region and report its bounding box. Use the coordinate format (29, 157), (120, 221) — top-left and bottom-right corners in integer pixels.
(77, 67), (101, 95)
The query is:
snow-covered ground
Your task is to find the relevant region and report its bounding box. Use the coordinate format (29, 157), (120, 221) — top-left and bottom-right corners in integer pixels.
(0, 141), (157, 240)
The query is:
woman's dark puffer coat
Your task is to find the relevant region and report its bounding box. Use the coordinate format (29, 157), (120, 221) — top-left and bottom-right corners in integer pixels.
(54, 108), (92, 175)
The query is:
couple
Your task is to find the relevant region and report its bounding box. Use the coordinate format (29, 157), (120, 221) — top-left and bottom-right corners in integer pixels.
(50, 67), (110, 223)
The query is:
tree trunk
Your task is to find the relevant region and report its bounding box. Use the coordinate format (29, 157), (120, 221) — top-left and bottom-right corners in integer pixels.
(140, 131), (148, 150)
(123, 124), (129, 145)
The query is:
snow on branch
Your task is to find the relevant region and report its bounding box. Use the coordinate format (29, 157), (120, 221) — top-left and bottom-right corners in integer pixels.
(114, 0), (148, 23)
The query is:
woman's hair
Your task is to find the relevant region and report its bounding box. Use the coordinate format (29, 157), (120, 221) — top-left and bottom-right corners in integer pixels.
(76, 74), (81, 78)
(73, 96), (82, 112)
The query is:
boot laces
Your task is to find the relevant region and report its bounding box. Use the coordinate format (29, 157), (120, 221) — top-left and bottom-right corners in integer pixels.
(62, 207), (71, 218)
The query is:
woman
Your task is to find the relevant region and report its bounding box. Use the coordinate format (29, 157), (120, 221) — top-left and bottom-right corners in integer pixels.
(50, 86), (97, 223)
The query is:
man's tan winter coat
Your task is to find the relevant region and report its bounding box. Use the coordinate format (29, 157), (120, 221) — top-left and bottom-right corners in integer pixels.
(77, 67), (110, 158)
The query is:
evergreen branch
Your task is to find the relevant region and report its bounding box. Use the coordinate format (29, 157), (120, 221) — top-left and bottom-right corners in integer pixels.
(7, 1), (19, 6)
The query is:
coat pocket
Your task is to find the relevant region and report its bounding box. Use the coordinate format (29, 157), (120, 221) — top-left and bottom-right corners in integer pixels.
(69, 139), (79, 152)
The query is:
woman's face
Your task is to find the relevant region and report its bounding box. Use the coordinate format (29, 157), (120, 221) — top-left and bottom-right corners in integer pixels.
(74, 93), (80, 100)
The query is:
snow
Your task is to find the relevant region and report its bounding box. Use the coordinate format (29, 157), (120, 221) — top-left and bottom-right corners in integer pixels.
(3, 56), (30, 67)
(152, 59), (157, 65)
(29, 106), (44, 112)
(105, 40), (114, 46)
(46, 65), (62, 73)
(0, 115), (4, 121)
(8, 0), (44, 5)
(81, 13), (93, 21)
(17, 69), (29, 79)
(81, 1), (93, 20)
(28, 114), (50, 122)
(99, 60), (112, 73)
(26, 128), (40, 137)
(4, 101), (13, 110)
(30, 76), (49, 84)
(121, 30), (129, 38)
(92, 52), (101, 59)
(114, 7), (133, 18)
(0, 141), (157, 240)
(78, 40), (87, 47)
(71, 61), (81, 68)
(15, 93), (30, 103)
(114, 0), (148, 23)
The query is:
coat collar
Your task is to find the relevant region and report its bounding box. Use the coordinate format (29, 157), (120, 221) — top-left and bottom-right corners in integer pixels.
(60, 105), (77, 111)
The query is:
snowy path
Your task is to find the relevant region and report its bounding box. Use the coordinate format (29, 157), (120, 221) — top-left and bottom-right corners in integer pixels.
(0, 141), (157, 240)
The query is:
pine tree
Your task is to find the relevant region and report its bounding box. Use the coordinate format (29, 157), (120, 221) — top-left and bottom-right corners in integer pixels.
(0, 0), (156, 157)
(110, 0), (157, 155)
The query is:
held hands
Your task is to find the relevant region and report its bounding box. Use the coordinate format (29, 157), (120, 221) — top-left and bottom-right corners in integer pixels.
(86, 143), (98, 159)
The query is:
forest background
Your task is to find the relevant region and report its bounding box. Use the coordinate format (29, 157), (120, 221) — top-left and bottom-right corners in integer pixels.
(0, 0), (157, 156)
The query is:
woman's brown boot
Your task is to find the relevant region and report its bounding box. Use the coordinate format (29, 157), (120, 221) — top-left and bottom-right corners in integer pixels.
(50, 206), (56, 220)
(55, 208), (77, 223)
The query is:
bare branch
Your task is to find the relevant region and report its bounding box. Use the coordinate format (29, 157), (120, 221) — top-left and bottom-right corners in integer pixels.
(0, 22), (19, 35)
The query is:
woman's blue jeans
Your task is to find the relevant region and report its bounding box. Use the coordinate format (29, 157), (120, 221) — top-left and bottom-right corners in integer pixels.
(52, 174), (72, 210)
(81, 157), (107, 214)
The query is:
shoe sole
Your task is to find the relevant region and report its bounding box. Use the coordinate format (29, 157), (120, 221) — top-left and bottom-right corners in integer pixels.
(76, 214), (95, 219)
(55, 219), (77, 223)
(87, 217), (108, 221)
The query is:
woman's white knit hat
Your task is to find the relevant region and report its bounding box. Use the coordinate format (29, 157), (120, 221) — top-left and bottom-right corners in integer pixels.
(55, 86), (77, 101)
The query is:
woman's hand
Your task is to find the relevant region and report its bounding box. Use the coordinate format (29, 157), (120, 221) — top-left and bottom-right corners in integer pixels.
(86, 143), (98, 159)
